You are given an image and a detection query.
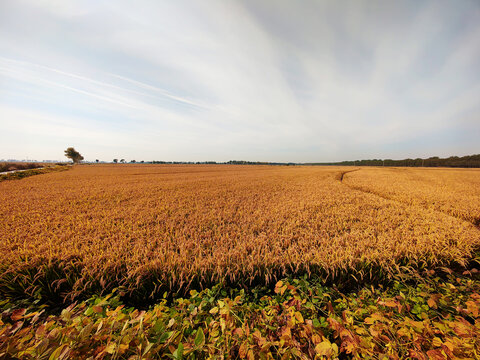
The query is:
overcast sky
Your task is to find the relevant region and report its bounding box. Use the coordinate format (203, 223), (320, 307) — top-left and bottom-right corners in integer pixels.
(0, 0), (479, 162)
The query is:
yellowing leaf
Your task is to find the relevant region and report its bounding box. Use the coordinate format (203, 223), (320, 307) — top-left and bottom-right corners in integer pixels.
(239, 343), (247, 358)
(209, 307), (219, 314)
(295, 311), (304, 324)
(104, 343), (116, 354)
(315, 341), (333, 356)
(427, 297), (437, 309)
(432, 337), (443, 347)
(11, 308), (26, 321)
(379, 300), (397, 308)
(48, 344), (70, 360)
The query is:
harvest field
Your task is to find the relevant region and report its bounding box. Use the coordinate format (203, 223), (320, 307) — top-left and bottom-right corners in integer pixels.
(1, 165), (479, 301)
(1, 165), (480, 359)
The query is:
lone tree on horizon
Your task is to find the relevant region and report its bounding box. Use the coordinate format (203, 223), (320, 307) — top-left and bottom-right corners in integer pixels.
(64, 147), (84, 164)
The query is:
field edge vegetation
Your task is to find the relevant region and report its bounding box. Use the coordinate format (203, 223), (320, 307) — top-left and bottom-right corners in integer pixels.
(1, 261), (480, 359)
(1, 247), (479, 310)
(0, 165), (71, 182)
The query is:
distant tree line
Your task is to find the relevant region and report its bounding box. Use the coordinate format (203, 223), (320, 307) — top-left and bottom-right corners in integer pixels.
(308, 154), (480, 168)
(94, 154), (480, 168)
(227, 160), (297, 166)
(142, 160), (294, 165)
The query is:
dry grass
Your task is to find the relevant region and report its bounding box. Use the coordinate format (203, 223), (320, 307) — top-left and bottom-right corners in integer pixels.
(0, 165), (479, 301)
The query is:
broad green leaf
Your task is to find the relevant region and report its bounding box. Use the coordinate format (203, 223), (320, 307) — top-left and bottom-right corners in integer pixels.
(194, 328), (205, 348)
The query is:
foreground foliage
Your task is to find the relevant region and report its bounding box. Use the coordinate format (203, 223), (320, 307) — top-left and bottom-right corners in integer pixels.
(1, 270), (480, 359)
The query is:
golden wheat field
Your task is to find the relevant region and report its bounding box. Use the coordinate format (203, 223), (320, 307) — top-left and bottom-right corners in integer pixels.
(0, 165), (479, 301)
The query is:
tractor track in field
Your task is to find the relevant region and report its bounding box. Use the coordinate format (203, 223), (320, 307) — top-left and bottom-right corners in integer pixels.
(337, 168), (361, 182)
